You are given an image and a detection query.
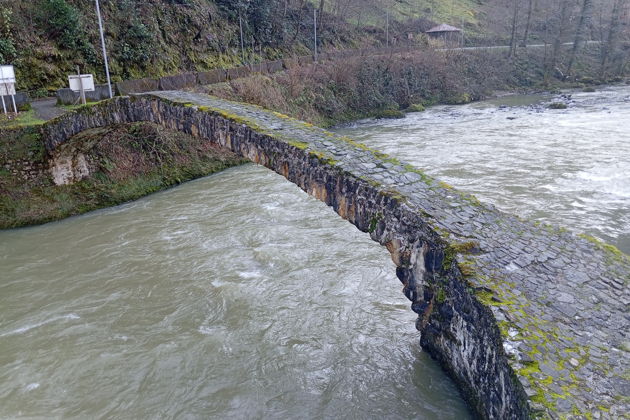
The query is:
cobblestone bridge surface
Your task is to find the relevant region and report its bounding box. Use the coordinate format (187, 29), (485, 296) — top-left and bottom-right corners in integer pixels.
(42, 92), (629, 419)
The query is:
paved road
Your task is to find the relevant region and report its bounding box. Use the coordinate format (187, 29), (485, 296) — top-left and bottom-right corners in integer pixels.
(31, 98), (65, 121)
(440, 40), (601, 52)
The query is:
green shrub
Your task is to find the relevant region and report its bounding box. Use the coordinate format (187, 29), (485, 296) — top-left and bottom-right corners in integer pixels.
(0, 6), (16, 63)
(406, 103), (425, 113)
(374, 109), (405, 119)
(32, 88), (49, 99)
(18, 103), (32, 112)
(39, 0), (96, 63)
(117, 21), (154, 76)
(548, 102), (568, 109)
(444, 92), (472, 105)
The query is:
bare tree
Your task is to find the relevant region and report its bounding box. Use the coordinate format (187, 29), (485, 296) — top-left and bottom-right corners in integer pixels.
(508, 0), (520, 57)
(545, 0), (572, 83)
(567, 0), (594, 75)
(520, 0), (535, 46)
(600, 0), (626, 77)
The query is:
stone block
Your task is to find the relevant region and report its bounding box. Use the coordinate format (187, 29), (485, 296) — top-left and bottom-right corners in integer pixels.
(115, 78), (159, 95)
(297, 55), (314, 66)
(197, 69), (227, 85)
(282, 58), (299, 69)
(226, 66), (250, 81)
(265, 60), (284, 74)
(1, 91), (30, 111)
(56, 85), (111, 105)
(159, 73), (197, 91)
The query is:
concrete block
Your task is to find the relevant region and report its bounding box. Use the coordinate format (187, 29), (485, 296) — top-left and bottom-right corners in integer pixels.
(197, 69), (227, 85)
(159, 73), (197, 91)
(116, 78), (159, 95)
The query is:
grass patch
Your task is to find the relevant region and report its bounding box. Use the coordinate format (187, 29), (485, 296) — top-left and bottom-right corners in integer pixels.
(0, 110), (46, 128)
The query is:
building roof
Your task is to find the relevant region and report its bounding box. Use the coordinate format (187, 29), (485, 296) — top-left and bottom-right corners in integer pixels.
(425, 24), (462, 33)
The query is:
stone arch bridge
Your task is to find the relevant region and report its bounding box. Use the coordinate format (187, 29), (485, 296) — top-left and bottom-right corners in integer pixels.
(41, 92), (629, 420)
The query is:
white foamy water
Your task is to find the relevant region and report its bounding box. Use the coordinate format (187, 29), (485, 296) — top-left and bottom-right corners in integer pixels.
(335, 85), (630, 254)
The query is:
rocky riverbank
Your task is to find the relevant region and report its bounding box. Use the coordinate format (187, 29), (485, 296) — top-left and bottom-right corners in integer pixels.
(0, 121), (246, 228)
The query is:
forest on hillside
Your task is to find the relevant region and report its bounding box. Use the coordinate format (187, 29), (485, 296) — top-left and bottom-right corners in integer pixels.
(0, 0), (627, 93)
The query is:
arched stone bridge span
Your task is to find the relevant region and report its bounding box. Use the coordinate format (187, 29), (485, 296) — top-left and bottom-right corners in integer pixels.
(42, 92), (629, 420)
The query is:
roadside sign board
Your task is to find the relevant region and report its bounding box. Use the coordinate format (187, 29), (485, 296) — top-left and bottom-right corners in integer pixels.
(0, 83), (16, 96)
(0, 65), (17, 114)
(0, 65), (15, 84)
(69, 74), (95, 92)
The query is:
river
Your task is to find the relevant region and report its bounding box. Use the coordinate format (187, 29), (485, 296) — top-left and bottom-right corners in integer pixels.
(0, 166), (469, 419)
(1, 86), (628, 419)
(335, 85), (630, 255)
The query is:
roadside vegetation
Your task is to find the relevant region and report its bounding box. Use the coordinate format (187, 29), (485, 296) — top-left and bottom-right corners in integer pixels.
(200, 45), (612, 127)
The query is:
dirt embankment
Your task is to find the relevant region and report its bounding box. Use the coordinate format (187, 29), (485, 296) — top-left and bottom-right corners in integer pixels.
(0, 122), (246, 228)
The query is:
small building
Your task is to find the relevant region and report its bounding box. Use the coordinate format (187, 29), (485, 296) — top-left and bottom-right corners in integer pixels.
(425, 24), (463, 46)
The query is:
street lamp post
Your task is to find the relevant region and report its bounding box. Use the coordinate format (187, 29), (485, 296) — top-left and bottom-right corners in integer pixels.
(95, 0), (113, 98)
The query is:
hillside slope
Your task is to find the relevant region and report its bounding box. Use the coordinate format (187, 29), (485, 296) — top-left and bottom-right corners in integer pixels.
(0, 0), (503, 93)
(0, 0), (626, 93)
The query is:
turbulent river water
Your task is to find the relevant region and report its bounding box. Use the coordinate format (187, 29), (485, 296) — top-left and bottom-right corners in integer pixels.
(336, 85), (630, 255)
(1, 86), (629, 419)
(0, 167), (469, 419)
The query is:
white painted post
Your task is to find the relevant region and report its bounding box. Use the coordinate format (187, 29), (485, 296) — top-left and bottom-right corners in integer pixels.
(95, 0), (113, 98)
(77, 67), (86, 105)
(1, 88), (6, 115)
(10, 91), (17, 114)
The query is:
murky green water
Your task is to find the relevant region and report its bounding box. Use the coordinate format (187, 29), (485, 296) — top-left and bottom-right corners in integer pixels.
(0, 166), (470, 419)
(335, 86), (630, 254)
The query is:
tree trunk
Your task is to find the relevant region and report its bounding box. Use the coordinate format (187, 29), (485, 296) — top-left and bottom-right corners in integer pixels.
(508, 0), (520, 57)
(600, 0), (625, 77)
(521, 0), (535, 47)
(567, 0), (594, 75)
(318, 0), (325, 33)
(545, 0), (571, 83)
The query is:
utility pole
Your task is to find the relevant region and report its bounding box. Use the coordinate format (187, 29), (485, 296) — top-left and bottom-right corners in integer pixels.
(95, 0), (113, 98)
(239, 14), (245, 65)
(314, 8), (318, 61)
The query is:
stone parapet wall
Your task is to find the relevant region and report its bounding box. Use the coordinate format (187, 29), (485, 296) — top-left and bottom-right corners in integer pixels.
(40, 92), (630, 420)
(56, 85), (111, 105)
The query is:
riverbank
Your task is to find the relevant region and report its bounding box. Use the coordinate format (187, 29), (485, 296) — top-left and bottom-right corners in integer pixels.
(0, 121), (246, 229)
(196, 45), (625, 127)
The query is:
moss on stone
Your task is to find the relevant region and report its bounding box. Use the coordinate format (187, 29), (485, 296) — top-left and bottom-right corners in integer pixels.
(406, 103), (426, 113)
(368, 212), (383, 233)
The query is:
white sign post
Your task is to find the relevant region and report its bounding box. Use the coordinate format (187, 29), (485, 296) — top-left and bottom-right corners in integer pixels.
(0, 65), (17, 115)
(68, 69), (95, 105)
